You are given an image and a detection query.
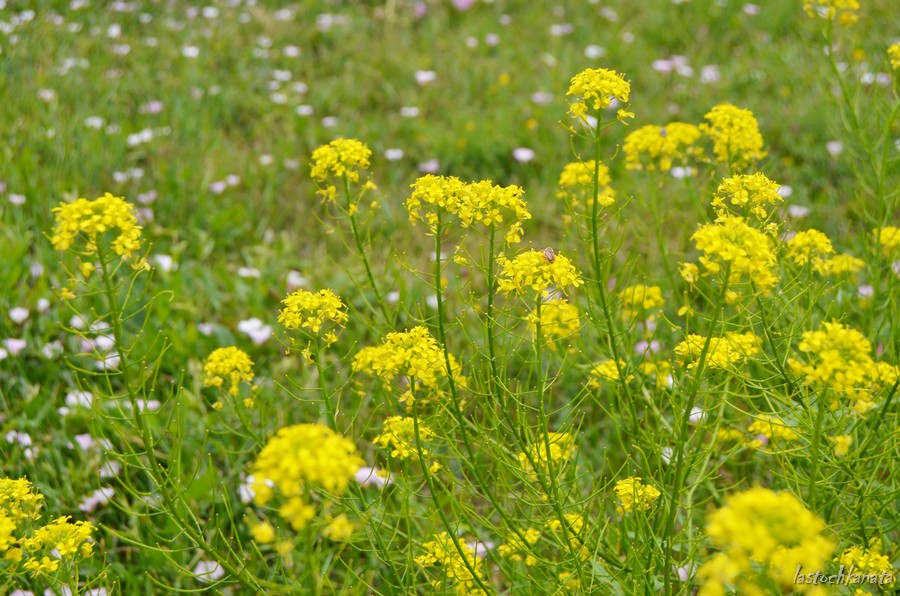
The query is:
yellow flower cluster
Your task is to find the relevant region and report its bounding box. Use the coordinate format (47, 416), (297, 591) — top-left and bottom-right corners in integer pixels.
(497, 249), (583, 296)
(322, 513), (354, 542)
(700, 104), (766, 171)
(813, 253), (864, 277)
(711, 173), (783, 221)
(835, 544), (895, 584)
(747, 414), (801, 444)
(415, 532), (487, 595)
(498, 527), (542, 566)
(204, 347), (254, 397)
(690, 215), (779, 292)
(566, 67), (632, 122)
(528, 298), (581, 341)
(310, 138), (373, 202)
(352, 326), (466, 402)
(250, 424), (363, 531)
(556, 161), (616, 208)
(786, 229), (835, 266)
(890, 43), (900, 70)
(278, 288), (348, 343)
(614, 477), (661, 514)
(1, 478), (94, 578)
(698, 487), (834, 594)
(623, 123), (702, 171)
(787, 321), (898, 413)
(874, 226), (900, 255)
(638, 360), (673, 389)
(588, 359), (631, 385)
(803, 0), (860, 26)
(675, 331), (761, 370)
(51, 192), (143, 259)
(373, 416), (435, 460)
(517, 432), (576, 479)
(618, 284), (665, 321)
(406, 175), (531, 244)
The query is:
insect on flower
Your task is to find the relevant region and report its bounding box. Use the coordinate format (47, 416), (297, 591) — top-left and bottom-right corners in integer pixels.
(542, 248), (556, 263)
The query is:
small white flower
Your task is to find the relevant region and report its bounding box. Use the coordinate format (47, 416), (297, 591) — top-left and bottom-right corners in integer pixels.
(826, 140), (844, 157)
(193, 560), (225, 584)
(858, 285), (874, 299)
(414, 70), (436, 85)
(286, 270), (308, 290)
(700, 65), (721, 84)
(321, 116), (338, 128)
(208, 181), (227, 194)
(418, 159), (440, 174)
(6, 430), (32, 447)
(41, 341), (63, 359)
(66, 390), (93, 408)
(78, 487), (115, 512)
(85, 116), (105, 129)
(584, 44), (606, 59)
(95, 352), (121, 370)
(661, 446), (673, 464)
(485, 33), (500, 46)
(283, 45), (301, 58)
(225, 174), (241, 186)
(354, 466), (393, 488)
(100, 460), (122, 479)
(197, 323), (215, 336)
(511, 147), (536, 163)
(2, 338), (26, 355)
(259, 154), (274, 166)
(531, 91), (553, 105)
(8, 193), (26, 206)
(466, 540), (495, 558)
(238, 267), (261, 278)
(670, 166), (695, 179)
(74, 433), (95, 451)
(153, 254), (176, 272)
(426, 295), (439, 309)
(400, 106), (420, 118)
(182, 46), (200, 58)
(689, 407), (706, 424)
(296, 105), (314, 116)
(238, 318), (273, 345)
(384, 148), (404, 161)
(36, 298), (51, 314)
(9, 307), (29, 324)
(386, 291), (400, 305)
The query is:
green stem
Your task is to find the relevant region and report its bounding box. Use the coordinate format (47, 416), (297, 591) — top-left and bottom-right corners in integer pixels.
(97, 245), (266, 593)
(343, 176), (390, 325)
(661, 267), (730, 594)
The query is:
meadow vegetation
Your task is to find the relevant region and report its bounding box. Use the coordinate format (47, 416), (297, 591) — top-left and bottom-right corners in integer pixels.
(1, 0), (900, 593)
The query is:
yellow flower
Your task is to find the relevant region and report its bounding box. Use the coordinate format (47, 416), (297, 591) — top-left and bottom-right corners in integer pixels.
(747, 414), (800, 443)
(786, 229), (835, 266)
(623, 123), (702, 171)
(0, 477), (44, 524)
(830, 435), (852, 457)
(614, 477), (661, 513)
(322, 514), (354, 542)
(497, 249), (583, 296)
(675, 331), (760, 370)
(813, 253), (864, 277)
(698, 487), (834, 594)
(566, 67), (631, 121)
(251, 521), (275, 544)
(803, 0), (860, 25)
(711, 173), (783, 221)
(835, 544), (895, 583)
(517, 432), (576, 479)
(528, 298), (581, 342)
(787, 321), (888, 413)
(373, 416), (435, 460)
(700, 104), (766, 171)
(690, 215), (779, 292)
(588, 360), (632, 386)
(556, 160), (616, 208)
(26, 515), (94, 557)
(415, 532), (486, 595)
(406, 175), (530, 244)
(889, 43), (900, 70)
(618, 284), (665, 321)
(498, 528), (542, 565)
(203, 347), (254, 397)
(278, 288), (348, 338)
(51, 193), (143, 259)
(310, 138), (372, 202)
(874, 226), (900, 255)
(352, 326), (466, 401)
(250, 424), (363, 531)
